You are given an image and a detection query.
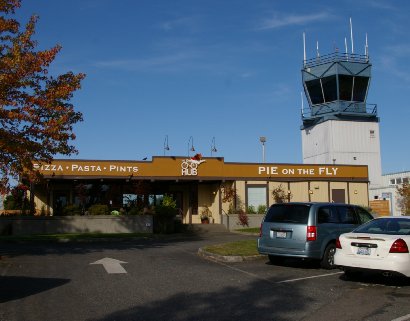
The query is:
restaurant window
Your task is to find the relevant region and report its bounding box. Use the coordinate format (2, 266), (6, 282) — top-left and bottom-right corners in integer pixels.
(247, 186), (267, 212)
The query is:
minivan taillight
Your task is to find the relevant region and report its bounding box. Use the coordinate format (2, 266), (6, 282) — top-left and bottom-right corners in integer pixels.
(389, 239), (409, 253)
(307, 226), (317, 241)
(336, 238), (342, 249)
(259, 224), (262, 237)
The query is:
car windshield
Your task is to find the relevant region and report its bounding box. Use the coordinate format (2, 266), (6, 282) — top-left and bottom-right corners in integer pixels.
(353, 218), (410, 235)
(264, 204), (311, 224)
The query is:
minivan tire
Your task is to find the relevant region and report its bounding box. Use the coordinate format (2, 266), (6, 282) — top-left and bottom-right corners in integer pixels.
(321, 243), (336, 269)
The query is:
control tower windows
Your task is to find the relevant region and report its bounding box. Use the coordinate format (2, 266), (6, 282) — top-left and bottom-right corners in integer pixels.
(305, 78), (323, 104)
(306, 74), (369, 105)
(305, 75), (339, 104)
(353, 76), (369, 102)
(339, 75), (353, 100)
(322, 75), (337, 102)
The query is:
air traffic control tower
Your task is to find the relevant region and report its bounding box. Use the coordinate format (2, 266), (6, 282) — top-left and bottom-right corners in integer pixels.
(301, 44), (382, 189)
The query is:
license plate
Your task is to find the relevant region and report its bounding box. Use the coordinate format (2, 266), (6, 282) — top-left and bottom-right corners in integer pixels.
(357, 247), (370, 255)
(276, 231), (287, 238)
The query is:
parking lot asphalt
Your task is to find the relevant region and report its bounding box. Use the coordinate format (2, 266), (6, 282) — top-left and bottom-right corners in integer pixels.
(2, 225), (410, 321)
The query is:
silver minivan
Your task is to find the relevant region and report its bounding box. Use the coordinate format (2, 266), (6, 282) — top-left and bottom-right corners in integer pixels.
(257, 202), (374, 269)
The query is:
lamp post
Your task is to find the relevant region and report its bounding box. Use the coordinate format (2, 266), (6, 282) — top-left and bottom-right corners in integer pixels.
(259, 136), (266, 163)
(211, 137), (217, 156)
(163, 135), (170, 156)
(188, 136), (195, 157)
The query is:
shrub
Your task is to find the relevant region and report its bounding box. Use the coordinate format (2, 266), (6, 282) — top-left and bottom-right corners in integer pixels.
(257, 204), (267, 214)
(3, 195), (17, 210)
(162, 194), (177, 208)
(246, 205), (256, 214)
(153, 194), (177, 233)
(62, 204), (82, 216)
(127, 207), (140, 215)
(237, 211), (249, 227)
(155, 205), (177, 218)
(271, 184), (291, 203)
(88, 204), (109, 215)
(4, 194), (29, 211)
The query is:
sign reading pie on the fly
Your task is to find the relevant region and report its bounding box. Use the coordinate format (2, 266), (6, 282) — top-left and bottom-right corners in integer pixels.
(33, 157), (368, 180)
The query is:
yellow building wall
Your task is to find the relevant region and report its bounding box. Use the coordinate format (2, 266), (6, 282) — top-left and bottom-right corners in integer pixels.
(289, 182), (309, 202)
(309, 181), (329, 202)
(348, 183), (369, 207)
(235, 181), (246, 211)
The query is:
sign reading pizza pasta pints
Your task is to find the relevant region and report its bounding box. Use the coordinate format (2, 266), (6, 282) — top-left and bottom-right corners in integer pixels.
(33, 156), (368, 181)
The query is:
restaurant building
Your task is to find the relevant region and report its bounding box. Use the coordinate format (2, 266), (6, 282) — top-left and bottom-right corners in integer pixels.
(30, 155), (370, 224)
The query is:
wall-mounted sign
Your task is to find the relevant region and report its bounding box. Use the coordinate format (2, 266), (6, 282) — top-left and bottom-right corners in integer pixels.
(181, 158), (206, 176)
(33, 156), (368, 181)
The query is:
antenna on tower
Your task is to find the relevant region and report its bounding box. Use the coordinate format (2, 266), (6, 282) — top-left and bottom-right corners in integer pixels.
(316, 40), (320, 58)
(345, 37), (348, 61)
(303, 32), (306, 66)
(350, 17), (354, 54)
(365, 33), (369, 60)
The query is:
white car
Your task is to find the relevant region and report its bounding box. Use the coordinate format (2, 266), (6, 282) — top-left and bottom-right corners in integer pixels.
(334, 216), (410, 277)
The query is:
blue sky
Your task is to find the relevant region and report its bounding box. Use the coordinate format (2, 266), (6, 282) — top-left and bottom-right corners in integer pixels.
(15, 0), (410, 174)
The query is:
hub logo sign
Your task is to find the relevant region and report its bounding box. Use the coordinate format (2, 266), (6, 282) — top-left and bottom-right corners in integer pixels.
(181, 154), (205, 176)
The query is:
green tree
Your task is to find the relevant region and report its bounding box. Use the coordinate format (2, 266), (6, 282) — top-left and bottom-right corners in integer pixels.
(397, 183), (410, 215)
(0, 0), (85, 193)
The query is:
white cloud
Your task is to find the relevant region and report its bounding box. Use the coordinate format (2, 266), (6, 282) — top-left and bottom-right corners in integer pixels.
(377, 47), (410, 84)
(159, 17), (198, 32)
(258, 12), (332, 30)
(94, 52), (197, 72)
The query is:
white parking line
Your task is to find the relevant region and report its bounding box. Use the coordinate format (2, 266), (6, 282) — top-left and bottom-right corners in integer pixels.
(210, 258), (343, 284)
(391, 314), (410, 321)
(276, 271), (343, 283)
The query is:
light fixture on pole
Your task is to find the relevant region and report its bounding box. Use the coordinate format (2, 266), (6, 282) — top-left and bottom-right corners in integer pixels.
(188, 136), (195, 157)
(259, 136), (266, 163)
(163, 135), (170, 156)
(211, 137), (217, 156)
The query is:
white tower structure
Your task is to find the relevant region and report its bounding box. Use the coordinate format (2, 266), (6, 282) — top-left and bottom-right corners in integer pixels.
(301, 29), (382, 198)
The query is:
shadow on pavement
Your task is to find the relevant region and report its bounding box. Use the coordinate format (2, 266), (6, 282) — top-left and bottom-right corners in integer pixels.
(339, 270), (410, 287)
(0, 276), (70, 303)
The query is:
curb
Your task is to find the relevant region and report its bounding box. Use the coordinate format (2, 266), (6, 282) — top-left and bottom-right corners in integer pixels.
(197, 247), (265, 263)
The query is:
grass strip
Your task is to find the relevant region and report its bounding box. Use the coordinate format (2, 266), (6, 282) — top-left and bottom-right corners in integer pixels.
(203, 239), (259, 256)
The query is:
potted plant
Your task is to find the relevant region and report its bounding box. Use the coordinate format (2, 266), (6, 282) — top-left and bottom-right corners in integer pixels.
(200, 206), (212, 224)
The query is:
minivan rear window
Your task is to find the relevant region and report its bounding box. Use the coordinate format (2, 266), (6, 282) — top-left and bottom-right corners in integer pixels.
(264, 204), (311, 224)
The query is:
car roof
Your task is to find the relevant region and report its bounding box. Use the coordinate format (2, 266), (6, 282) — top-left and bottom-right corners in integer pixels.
(270, 202), (360, 207)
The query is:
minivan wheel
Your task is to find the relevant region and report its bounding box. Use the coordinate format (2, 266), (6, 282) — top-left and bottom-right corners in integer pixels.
(321, 243), (336, 269)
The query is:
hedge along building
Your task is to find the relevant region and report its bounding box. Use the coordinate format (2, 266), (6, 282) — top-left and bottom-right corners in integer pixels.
(29, 155), (369, 224)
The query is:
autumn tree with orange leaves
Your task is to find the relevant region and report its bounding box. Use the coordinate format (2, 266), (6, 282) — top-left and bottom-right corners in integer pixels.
(0, 0), (85, 193)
